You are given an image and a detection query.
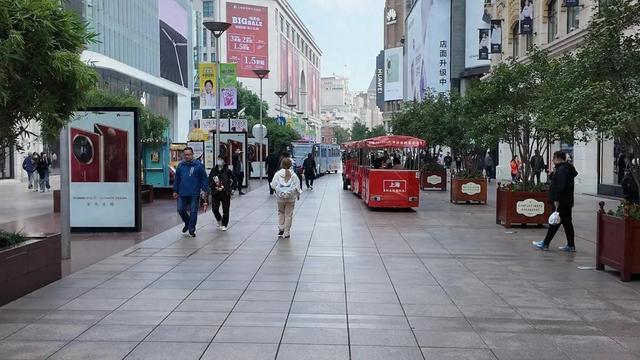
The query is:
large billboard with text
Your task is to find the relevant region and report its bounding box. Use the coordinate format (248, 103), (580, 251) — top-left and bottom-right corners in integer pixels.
(226, 2), (269, 78)
(465, 0), (491, 69)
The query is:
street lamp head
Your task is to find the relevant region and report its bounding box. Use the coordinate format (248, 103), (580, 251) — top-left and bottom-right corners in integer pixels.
(275, 91), (288, 99)
(203, 21), (231, 38)
(253, 69), (271, 79)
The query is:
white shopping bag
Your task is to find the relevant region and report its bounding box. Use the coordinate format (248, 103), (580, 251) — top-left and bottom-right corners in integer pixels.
(548, 211), (561, 225)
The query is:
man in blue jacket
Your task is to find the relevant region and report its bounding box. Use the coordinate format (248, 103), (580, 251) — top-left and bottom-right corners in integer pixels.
(22, 153), (36, 190)
(173, 147), (209, 237)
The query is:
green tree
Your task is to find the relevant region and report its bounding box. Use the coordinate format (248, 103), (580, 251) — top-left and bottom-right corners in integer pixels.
(0, 0), (97, 151)
(83, 89), (170, 143)
(368, 125), (386, 138)
(351, 122), (369, 141)
(334, 127), (351, 144)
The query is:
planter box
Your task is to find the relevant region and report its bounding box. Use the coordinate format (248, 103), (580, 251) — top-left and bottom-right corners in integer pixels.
(451, 177), (487, 204)
(421, 170), (447, 191)
(496, 185), (552, 228)
(0, 233), (61, 306)
(596, 202), (640, 282)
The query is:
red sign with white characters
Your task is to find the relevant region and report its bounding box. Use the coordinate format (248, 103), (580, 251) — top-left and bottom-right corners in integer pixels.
(226, 3), (269, 78)
(383, 180), (407, 193)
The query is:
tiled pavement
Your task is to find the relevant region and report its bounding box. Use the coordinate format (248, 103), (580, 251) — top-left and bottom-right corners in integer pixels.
(1, 175), (640, 360)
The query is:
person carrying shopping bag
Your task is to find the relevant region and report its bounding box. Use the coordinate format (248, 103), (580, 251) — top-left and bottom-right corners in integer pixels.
(271, 157), (301, 239)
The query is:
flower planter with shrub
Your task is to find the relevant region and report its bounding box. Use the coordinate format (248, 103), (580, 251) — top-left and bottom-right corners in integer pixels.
(451, 170), (487, 204)
(421, 163), (447, 191)
(596, 202), (640, 282)
(0, 231), (61, 306)
(496, 182), (552, 228)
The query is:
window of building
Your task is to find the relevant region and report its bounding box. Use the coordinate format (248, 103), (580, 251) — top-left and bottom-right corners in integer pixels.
(203, 1), (214, 17)
(202, 28), (207, 47)
(210, 52), (215, 61)
(286, 22), (290, 38)
(567, 5), (581, 32)
(280, 15), (285, 32)
(203, 53), (208, 62)
(547, 0), (558, 43)
(526, 33), (533, 52)
(512, 23), (519, 58)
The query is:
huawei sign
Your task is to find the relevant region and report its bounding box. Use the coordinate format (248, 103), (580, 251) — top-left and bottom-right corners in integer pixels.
(386, 8), (397, 25)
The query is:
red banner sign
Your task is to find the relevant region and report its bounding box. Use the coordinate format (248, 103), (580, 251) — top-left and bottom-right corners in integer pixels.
(226, 2), (269, 78)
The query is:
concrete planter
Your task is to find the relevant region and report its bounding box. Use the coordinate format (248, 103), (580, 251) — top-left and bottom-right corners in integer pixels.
(0, 233), (61, 306)
(451, 176), (487, 204)
(597, 202), (640, 282)
(496, 184), (551, 228)
(421, 170), (447, 191)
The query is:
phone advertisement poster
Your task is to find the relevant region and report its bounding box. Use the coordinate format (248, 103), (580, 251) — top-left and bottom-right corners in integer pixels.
(68, 109), (140, 230)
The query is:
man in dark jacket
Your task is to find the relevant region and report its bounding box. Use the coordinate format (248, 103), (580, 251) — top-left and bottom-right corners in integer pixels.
(36, 152), (51, 192)
(209, 156), (236, 231)
(173, 147), (209, 237)
(621, 169), (639, 205)
(265, 150), (280, 195)
(530, 150), (546, 185)
(232, 149), (245, 195)
(22, 154), (36, 189)
(533, 151), (579, 252)
(302, 153), (317, 190)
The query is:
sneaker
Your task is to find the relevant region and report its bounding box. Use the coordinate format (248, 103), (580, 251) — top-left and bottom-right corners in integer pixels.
(182, 225), (188, 233)
(189, 231), (196, 237)
(532, 240), (549, 251)
(278, 230), (284, 237)
(220, 226), (227, 231)
(310, 186), (313, 190)
(558, 245), (576, 252)
(283, 234), (290, 239)
(216, 221), (221, 229)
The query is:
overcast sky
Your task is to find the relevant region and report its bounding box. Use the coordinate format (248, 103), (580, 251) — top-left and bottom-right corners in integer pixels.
(288, 0), (384, 92)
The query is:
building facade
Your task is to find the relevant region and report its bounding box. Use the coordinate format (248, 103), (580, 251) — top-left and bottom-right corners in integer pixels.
(194, 0), (322, 141)
(486, 0), (611, 195)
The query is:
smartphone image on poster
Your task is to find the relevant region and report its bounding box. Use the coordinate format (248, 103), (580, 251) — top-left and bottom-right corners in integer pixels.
(70, 127), (101, 182)
(95, 124), (129, 182)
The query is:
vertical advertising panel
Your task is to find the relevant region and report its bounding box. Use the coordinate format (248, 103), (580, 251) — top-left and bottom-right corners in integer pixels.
(376, 51), (385, 109)
(280, 35), (289, 101)
(490, 20), (503, 54)
(424, 0), (451, 95)
(465, 0), (492, 68)
(479, 29), (490, 60)
(220, 63), (238, 110)
(384, 47), (403, 101)
(69, 109), (139, 230)
(226, 3), (269, 78)
(199, 63), (216, 110)
(520, 0), (534, 34)
(159, 0), (189, 87)
(406, 0), (422, 101)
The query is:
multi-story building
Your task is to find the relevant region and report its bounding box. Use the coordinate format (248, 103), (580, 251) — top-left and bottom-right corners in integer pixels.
(321, 75), (351, 114)
(5, 0), (194, 182)
(486, 0), (612, 195)
(193, 0), (322, 141)
(382, 0), (407, 130)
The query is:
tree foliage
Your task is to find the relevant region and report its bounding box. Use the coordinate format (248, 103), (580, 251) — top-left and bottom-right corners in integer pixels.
(333, 126), (351, 145)
(351, 122), (369, 141)
(0, 0), (97, 150)
(368, 125), (387, 138)
(83, 89), (170, 143)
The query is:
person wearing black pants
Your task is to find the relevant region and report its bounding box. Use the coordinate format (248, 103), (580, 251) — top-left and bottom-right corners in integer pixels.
(209, 156), (235, 231)
(265, 150), (280, 195)
(303, 153), (316, 190)
(533, 151), (578, 252)
(232, 149), (245, 195)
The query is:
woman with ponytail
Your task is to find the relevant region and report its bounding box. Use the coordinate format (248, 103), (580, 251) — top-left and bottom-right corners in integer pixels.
(270, 157), (301, 238)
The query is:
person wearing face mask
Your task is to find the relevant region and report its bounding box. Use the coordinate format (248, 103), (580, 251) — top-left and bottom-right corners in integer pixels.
(173, 147), (209, 237)
(232, 149), (245, 195)
(209, 156), (236, 231)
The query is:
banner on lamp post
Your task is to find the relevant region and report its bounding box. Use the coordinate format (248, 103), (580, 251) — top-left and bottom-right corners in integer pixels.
(490, 20), (502, 53)
(199, 63), (217, 110)
(219, 63), (238, 110)
(479, 29), (490, 60)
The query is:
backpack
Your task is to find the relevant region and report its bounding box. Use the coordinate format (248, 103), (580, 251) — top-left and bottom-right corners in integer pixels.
(275, 176), (297, 200)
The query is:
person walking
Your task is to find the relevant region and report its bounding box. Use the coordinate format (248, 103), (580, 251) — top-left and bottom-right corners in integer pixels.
(173, 147), (209, 237)
(31, 153), (40, 192)
(444, 152), (453, 171)
(265, 150), (280, 195)
(232, 149), (245, 195)
(484, 152), (494, 182)
(530, 150), (546, 185)
(302, 153), (317, 190)
(510, 156), (520, 182)
(533, 151), (579, 252)
(209, 155), (235, 231)
(455, 155), (462, 173)
(621, 169), (639, 205)
(22, 153), (36, 190)
(617, 153), (627, 185)
(271, 157), (301, 239)
(36, 152), (51, 192)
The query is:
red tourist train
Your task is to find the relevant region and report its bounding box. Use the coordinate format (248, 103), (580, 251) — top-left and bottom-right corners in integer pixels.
(341, 135), (426, 209)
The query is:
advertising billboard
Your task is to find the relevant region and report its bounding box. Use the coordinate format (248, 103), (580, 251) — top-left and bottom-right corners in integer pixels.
(520, 0), (534, 34)
(490, 20), (503, 54)
(199, 63), (216, 110)
(68, 109), (140, 231)
(226, 2), (269, 78)
(384, 47), (403, 101)
(220, 63), (238, 110)
(406, 0), (451, 99)
(465, 0), (492, 68)
(280, 35), (289, 104)
(376, 51), (385, 109)
(159, 0), (189, 87)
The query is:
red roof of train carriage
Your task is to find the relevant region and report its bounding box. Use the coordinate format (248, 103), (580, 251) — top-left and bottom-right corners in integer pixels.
(363, 135), (426, 149)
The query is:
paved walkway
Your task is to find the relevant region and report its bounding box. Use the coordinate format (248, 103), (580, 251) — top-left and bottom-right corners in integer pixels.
(1, 175), (640, 360)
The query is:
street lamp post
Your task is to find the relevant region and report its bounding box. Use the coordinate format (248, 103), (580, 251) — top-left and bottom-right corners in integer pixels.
(203, 21), (231, 160)
(253, 69), (270, 181)
(275, 91), (288, 121)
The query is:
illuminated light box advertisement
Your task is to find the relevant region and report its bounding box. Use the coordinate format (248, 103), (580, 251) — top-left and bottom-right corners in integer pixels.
(68, 109), (140, 231)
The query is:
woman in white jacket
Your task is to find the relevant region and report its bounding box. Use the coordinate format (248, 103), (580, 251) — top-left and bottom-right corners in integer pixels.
(270, 157), (301, 238)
